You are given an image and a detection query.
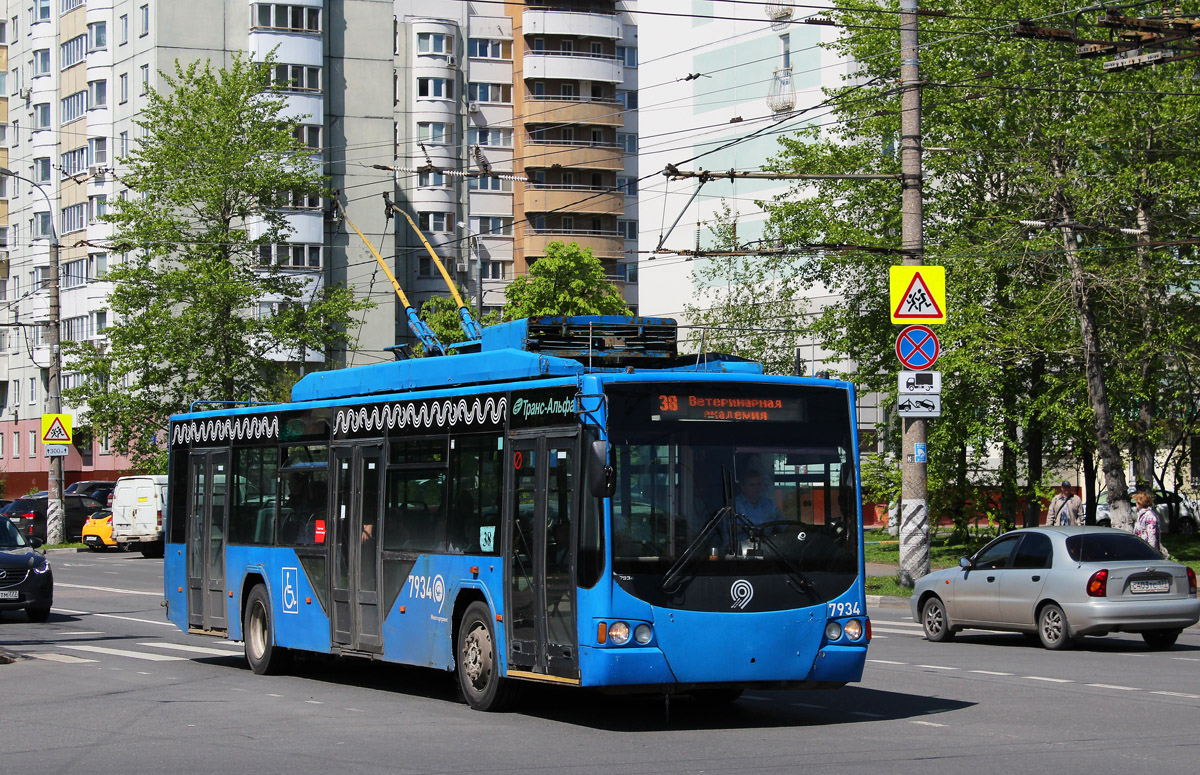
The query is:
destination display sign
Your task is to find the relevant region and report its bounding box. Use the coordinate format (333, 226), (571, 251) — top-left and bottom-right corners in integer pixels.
(652, 393), (804, 423)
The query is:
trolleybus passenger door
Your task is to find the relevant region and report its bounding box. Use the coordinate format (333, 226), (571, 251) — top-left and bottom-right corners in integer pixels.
(186, 450), (229, 632)
(507, 434), (580, 680)
(331, 444), (384, 652)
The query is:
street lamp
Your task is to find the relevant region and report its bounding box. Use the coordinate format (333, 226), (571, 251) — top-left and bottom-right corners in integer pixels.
(0, 166), (65, 546)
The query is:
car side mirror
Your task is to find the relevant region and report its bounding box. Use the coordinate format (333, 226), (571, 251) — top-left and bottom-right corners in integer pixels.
(959, 556), (972, 569)
(588, 439), (615, 499)
(30, 536), (45, 549)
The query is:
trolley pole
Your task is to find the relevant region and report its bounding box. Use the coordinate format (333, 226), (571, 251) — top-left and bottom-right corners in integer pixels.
(897, 0), (930, 586)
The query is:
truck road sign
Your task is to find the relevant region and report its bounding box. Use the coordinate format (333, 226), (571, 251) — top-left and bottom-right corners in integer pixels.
(898, 370), (942, 394)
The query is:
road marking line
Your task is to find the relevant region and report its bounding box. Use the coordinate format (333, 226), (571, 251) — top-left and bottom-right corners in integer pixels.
(1171, 657), (1200, 662)
(267, 693), (284, 698)
(849, 711), (883, 718)
(1087, 683), (1139, 691)
(63, 645), (186, 662)
(876, 620), (922, 628)
(872, 626), (922, 635)
(28, 653), (98, 664)
(53, 608), (175, 627)
(911, 720), (946, 727)
(305, 700), (323, 705)
(56, 583), (162, 598)
(1150, 691), (1200, 699)
(871, 634), (889, 638)
(867, 659), (907, 665)
(64, 631), (106, 636)
(137, 672), (152, 675)
(1023, 676), (1072, 683)
(138, 642), (242, 657)
(916, 665), (959, 670)
(970, 670), (1013, 676)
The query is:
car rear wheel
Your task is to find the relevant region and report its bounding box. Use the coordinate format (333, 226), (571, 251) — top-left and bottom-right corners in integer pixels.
(1037, 603), (1072, 650)
(1142, 629), (1180, 650)
(139, 541), (164, 559)
(921, 596), (955, 642)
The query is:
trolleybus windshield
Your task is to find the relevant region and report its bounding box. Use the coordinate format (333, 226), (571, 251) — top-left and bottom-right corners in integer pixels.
(605, 383), (859, 612)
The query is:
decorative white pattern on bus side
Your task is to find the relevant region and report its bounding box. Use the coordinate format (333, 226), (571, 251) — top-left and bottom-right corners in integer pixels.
(171, 415), (280, 445)
(333, 397), (507, 435)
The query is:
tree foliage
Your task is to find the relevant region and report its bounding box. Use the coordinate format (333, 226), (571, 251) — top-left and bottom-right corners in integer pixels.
(502, 241), (631, 319)
(693, 1), (1200, 531)
(417, 289), (500, 355)
(63, 55), (370, 470)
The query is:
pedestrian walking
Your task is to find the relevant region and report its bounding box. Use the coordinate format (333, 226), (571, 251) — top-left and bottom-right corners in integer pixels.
(1045, 481), (1083, 526)
(1133, 490), (1168, 558)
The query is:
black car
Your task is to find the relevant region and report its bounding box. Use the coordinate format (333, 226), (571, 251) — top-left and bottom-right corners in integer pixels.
(0, 517), (53, 622)
(65, 480), (117, 505)
(6, 495), (106, 543)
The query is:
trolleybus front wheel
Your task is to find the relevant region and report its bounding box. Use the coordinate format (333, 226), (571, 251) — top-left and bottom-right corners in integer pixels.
(457, 601), (519, 711)
(244, 584), (290, 675)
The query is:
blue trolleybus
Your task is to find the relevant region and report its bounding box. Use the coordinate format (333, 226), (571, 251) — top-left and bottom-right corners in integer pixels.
(164, 317), (869, 710)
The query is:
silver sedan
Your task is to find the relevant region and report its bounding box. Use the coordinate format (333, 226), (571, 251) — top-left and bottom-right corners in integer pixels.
(911, 527), (1200, 649)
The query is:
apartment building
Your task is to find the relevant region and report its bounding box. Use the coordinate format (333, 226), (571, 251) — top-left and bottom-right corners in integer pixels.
(0, 0), (638, 494)
(394, 0), (639, 317)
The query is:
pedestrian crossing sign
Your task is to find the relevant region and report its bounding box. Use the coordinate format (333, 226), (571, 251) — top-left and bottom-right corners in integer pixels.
(41, 413), (73, 444)
(890, 266), (946, 324)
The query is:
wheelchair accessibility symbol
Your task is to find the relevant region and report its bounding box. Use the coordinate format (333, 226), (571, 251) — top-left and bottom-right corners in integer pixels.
(282, 567), (300, 614)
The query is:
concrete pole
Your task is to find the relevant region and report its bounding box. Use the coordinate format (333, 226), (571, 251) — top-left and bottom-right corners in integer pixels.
(897, 0), (930, 586)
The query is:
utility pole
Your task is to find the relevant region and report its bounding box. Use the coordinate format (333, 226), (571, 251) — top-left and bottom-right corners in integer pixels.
(0, 167), (64, 545)
(897, 0), (930, 586)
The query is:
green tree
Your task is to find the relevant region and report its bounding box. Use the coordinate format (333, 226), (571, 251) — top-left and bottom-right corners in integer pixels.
(63, 55), (370, 471)
(502, 241), (631, 319)
(416, 288), (500, 355)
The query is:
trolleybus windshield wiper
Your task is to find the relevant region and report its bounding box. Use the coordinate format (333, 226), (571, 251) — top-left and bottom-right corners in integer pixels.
(660, 506), (732, 593)
(729, 512), (817, 598)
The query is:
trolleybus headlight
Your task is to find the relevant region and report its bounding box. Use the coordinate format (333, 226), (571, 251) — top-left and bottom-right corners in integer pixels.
(843, 619), (864, 641)
(824, 621), (843, 641)
(610, 621), (631, 645)
(633, 624), (652, 644)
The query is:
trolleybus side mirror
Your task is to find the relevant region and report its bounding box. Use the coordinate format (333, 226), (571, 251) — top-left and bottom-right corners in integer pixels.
(589, 440), (615, 498)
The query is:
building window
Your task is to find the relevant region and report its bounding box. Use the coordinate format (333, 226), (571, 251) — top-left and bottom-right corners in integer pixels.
(61, 0), (84, 12)
(416, 77), (452, 99)
(28, 378), (36, 406)
(62, 315), (90, 342)
(119, 73), (128, 103)
(34, 157), (51, 183)
(33, 0), (50, 24)
(779, 34), (791, 68)
(32, 49), (51, 77)
(617, 90), (637, 110)
(272, 64), (320, 92)
(468, 38), (511, 59)
(468, 176), (512, 192)
(484, 261), (506, 280)
(470, 216), (513, 237)
(33, 103), (51, 130)
(257, 243), (322, 270)
(91, 254), (108, 280)
(417, 32), (451, 55)
(467, 83), (511, 103)
(418, 212), (452, 233)
(140, 4), (149, 36)
(89, 194), (107, 221)
(418, 170), (448, 188)
(12, 431), (18, 458)
(618, 133), (637, 154)
(618, 46), (637, 67)
(277, 189), (321, 209)
(29, 430), (37, 457)
(417, 122), (450, 145)
(63, 259), (87, 289)
(467, 128), (512, 147)
(119, 131), (129, 157)
(61, 146), (88, 177)
(88, 79), (107, 108)
(61, 202), (88, 234)
(61, 35), (86, 69)
(140, 64), (150, 94)
(119, 14), (128, 44)
(292, 124), (321, 150)
(617, 220), (638, 240)
(89, 137), (108, 165)
(88, 20), (106, 51)
(252, 3), (320, 32)
(61, 90), (87, 124)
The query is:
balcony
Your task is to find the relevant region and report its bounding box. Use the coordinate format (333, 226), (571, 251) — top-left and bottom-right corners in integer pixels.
(524, 229), (624, 260)
(523, 140), (625, 171)
(523, 9), (620, 40)
(525, 185), (623, 216)
(524, 51), (622, 83)
(525, 96), (624, 127)
(766, 66), (796, 112)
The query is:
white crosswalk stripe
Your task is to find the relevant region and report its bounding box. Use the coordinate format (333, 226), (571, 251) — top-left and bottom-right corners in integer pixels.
(62, 645), (187, 662)
(140, 642), (242, 657)
(29, 652), (98, 664)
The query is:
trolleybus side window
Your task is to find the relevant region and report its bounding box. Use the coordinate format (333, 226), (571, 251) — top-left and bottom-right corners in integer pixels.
(276, 444), (329, 546)
(446, 433), (502, 554)
(228, 445), (279, 545)
(384, 437), (448, 552)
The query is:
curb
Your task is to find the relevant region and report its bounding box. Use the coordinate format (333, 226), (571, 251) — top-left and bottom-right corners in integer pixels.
(43, 547), (89, 555)
(866, 594), (912, 610)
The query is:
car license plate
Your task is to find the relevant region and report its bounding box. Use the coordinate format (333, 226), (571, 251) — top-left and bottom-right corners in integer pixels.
(84, 535), (100, 545)
(0, 590), (18, 600)
(1131, 579), (1170, 594)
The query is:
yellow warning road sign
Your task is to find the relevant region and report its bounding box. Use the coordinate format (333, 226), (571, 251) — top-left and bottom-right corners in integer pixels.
(890, 266), (946, 324)
(41, 413), (73, 444)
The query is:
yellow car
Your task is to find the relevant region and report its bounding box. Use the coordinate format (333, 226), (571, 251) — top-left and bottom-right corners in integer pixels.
(82, 510), (126, 551)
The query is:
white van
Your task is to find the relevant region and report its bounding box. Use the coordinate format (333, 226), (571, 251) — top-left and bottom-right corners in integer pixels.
(111, 475), (169, 558)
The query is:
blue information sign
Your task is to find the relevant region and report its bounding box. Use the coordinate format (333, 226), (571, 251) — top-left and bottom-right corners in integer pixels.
(914, 443), (927, 463)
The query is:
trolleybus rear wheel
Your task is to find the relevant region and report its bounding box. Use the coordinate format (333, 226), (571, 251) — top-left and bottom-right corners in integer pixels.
(457, 601), (518, 711)
(244, 585), (289, 675)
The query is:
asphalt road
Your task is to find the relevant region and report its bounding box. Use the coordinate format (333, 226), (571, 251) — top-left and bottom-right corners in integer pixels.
(2, 552), (1198, 775)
